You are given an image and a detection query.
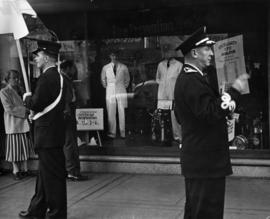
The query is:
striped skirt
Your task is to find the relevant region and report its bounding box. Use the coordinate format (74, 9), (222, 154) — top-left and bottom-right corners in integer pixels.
(5, 132), (34, 162)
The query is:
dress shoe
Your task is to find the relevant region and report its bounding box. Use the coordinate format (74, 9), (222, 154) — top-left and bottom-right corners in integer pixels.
(19, 210), (44, 219)
(20, 171), (30, 177)
(106, 136), (115, 141)
(13, 172), (22, 180)
(67, 174), (88, 181)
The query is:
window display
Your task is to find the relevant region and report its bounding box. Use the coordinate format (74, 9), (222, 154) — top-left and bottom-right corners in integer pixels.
(18, 32), (268, 152)
(85, 34), (268, 151)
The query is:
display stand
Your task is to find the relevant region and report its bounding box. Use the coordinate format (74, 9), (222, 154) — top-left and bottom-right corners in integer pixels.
(76, 108), (104, 147)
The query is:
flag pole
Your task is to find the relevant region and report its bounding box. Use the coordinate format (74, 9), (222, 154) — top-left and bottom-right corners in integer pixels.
(15, 39), (30, 92)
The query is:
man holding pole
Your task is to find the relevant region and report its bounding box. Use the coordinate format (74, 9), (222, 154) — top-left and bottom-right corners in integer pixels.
(19, 40), (67, 219)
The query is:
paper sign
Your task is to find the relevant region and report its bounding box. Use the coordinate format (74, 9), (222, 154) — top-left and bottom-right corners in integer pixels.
(214, 35), (249, 94)
(157, 100), (173, 110)
(76, 108), (104, 130)
(227, 118), (235, 142)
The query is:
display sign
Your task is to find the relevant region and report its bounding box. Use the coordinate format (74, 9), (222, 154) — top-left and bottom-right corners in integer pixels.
(157, 100), (173, 110)
(227, 118), (235, 142)
(214, 35), (249, 94)
(76, 108), (103, 131)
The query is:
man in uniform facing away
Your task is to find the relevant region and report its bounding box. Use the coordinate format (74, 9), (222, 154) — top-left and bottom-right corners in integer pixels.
(174, 27), (249, 219)
(19, 40), (67, 219)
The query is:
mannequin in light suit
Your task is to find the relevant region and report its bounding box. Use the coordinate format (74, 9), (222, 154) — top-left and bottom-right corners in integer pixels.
(156, 45), (183, 142)
(101, 51), (130, 138)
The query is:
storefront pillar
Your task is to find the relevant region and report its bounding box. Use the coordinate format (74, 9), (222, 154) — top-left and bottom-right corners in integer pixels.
(268, 2), (270, 144)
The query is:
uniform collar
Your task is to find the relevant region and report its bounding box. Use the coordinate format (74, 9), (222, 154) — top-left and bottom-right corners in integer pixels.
(43, 65), (56, 73)
(185, 63), (204, 76)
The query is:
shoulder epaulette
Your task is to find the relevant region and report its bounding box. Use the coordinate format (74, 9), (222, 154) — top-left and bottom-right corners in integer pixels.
(184, 67), (197, 73)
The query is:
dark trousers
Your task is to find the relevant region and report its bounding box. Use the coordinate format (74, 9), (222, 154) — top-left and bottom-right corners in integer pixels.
(28, 148), (67, 219)
(63, 116), (80, 175)
(184, 177), (226, 219)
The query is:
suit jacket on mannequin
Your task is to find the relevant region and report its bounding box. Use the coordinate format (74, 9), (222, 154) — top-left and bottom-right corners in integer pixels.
(101, 62), (130, 107)
(156, 58), (183, 100)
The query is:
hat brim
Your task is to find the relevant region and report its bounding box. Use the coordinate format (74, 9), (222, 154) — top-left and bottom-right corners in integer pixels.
(196, 39), (216, 47)
(175, 40), (215, 54)
(32, 48), (42, 55)
(32, 48), (58, 57)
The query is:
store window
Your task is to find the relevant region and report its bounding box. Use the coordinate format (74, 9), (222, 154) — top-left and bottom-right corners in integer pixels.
(1, 2), (268, 157)
(53, 33), (269, 152)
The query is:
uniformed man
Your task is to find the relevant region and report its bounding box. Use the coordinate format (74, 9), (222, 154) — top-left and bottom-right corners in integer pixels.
(101, 50), (130, 139)
(19, 40), (67, 219)
(174, 26), (249, 219)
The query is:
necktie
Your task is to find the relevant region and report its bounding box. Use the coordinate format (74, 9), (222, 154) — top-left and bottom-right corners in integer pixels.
(113, 64), (117, 76)
(167, 58), (172, 68)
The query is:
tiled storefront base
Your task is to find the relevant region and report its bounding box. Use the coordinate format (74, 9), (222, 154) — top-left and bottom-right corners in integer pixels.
(1, 156), (270, 178)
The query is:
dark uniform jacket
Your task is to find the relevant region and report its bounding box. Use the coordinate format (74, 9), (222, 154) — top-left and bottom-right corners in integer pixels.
(174, 63), (240, 178)
(25, 67), (65, 149)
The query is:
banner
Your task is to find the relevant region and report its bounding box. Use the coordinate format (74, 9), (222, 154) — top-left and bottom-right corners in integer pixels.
(214, 35), (249, 94)
(76, 108), (104, 131)
(0, 0), (36, 39)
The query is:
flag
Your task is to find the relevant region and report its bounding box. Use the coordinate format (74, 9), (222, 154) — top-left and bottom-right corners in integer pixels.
(0, 0), (36, 39)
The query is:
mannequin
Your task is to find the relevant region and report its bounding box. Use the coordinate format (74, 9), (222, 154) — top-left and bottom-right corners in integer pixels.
(156, 45), (183, 142)
(101, 51), (130, 139)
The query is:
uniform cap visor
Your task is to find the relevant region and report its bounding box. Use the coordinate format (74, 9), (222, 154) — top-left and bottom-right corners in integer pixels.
(32, 48), (42, 55)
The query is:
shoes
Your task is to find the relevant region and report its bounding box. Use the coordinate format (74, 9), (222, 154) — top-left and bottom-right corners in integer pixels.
(173, 138), (182, 144)
(19, 210), (44, 219)
(67, 174), (88, 181)
(20, 171), (31, 177)
(77, 137), (86, 147)
(106, 136), (115, 141)
(13, 172), (22, 180)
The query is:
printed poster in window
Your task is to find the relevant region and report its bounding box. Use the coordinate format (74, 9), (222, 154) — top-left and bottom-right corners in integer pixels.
(214, 35), (249, 94)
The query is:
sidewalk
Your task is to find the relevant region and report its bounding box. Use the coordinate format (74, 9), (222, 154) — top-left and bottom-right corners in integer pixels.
(0, 173), (269, 219)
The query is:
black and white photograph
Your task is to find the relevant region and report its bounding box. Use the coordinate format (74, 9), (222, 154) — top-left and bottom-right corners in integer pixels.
(0, 0), (269, 218)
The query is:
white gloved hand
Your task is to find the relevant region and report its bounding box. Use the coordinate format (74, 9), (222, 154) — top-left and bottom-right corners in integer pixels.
(232, 73), (250, 93)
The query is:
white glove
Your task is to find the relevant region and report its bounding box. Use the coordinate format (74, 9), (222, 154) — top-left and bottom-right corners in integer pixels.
(23, 92), (32, 101)
(232, 74), (249, 93)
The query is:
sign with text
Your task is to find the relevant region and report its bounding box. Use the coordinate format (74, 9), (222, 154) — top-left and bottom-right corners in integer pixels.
(214, 35), (249, 94)
(76, 108), (104, 131)
(157, 100), (173, 110)
(227, 118), (235, 142)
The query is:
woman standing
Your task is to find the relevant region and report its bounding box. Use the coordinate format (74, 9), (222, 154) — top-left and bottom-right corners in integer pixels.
(0, 70), (33, 180)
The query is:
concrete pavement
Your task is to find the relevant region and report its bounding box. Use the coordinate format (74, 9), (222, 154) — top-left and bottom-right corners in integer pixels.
(0, 173), (269, 219)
